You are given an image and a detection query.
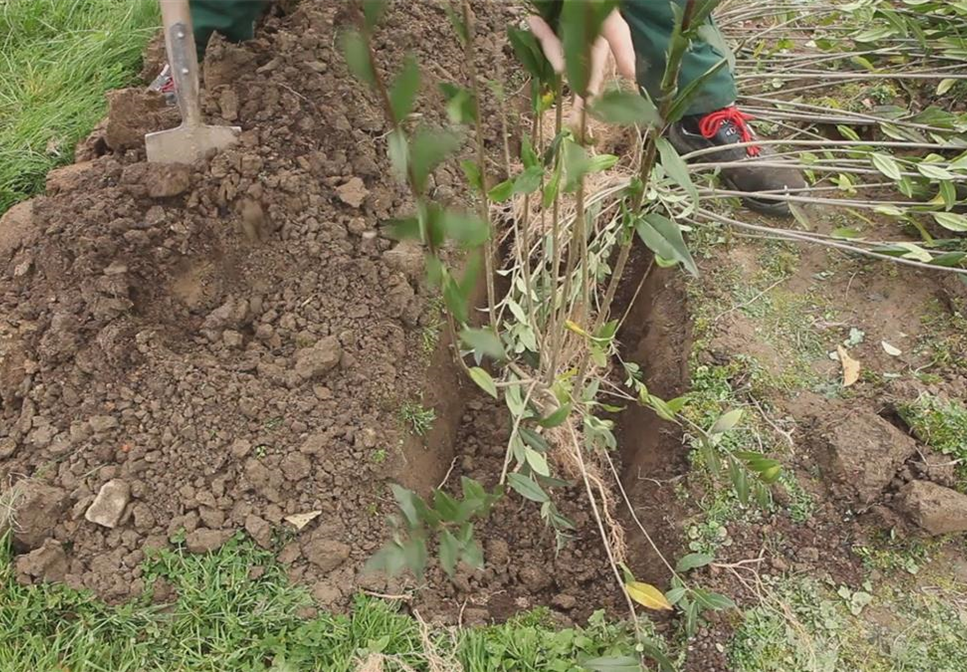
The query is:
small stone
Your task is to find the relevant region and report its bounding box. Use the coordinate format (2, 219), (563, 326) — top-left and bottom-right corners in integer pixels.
(487, 538), (509, 565)
(88, 415), (119, 434)
(230, 439), (252, 458)
(15, 539), (67, 584)
(0, 437), (17, 459)
(336, 177), (368, 208)
(144, 163), (191, 198)
(85, 480), (131, 529)
(222, 330), (244, 348)
(382, 242), (424, 281)
(302, 538), (350, 573)
(518, 566), (551, 592)
(294, 337), (342, 380)
(552, 593), (577, 610)
(280, 452), (312, 481)
(245, 514), (273, 548)
(185, 528), (233, 553)
(311, 580), (342, 607)
(10, 482), (69, 550)
(798, 547), (819, 562)
(299, 433), (328, 456)
(219, 88), (239, 121)
(356, 428), (378, 449)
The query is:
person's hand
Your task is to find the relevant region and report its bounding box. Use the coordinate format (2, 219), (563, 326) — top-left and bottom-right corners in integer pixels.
(526, 9), (636, 121)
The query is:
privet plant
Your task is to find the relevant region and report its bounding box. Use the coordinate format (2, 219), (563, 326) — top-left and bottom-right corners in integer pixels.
(344, 0), (967, 666)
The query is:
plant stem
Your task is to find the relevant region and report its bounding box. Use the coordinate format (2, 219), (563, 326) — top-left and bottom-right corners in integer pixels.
(461, 0), (499, 336)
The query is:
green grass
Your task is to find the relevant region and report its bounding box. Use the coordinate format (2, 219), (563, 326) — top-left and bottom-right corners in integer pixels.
(899, 394), (967, 460)
(0, 533), (644, 671)
(728, 568), (967, 672)
(399, 400), (436, 437)
(0, 0), (159, 214)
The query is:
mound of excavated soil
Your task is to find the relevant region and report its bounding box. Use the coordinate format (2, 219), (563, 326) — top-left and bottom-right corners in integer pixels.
(0, 1), (617, 622)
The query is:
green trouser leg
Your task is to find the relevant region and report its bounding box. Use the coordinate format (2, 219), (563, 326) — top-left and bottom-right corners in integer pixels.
(190, 0), (269, 58)
(620, 0), (737, 117)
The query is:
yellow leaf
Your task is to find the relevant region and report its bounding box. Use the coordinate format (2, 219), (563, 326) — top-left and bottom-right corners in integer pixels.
(564, 320), (590, 338)
(837, 345), (860, 387)
(625, 581), (673, 611)
(283, 510), (322, 530)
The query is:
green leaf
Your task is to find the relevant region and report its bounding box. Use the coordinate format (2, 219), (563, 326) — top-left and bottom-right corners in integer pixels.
(508, 472), (549, 503)
(433, 490), (460, 522)
(442, 274), (469, 323)
(665, 586), (687, 605)
(488, 179), (515, 203)
(588, 154), (619, 173)
(693, 589), (736, 611)
(934, 212), (967, 232)
(440, 83), (476, 125)
(931, 252), (966, 268)
(514, 165), (544, 195)
(365, 541), (407, 576)
(539, 404), (571, 428)
(590, 89), (660, 126)
(461, 536), (484, 569)
(521, 135), (540, 169)
(730, 459), (749, 505)
(711, 409), (743, 435)
(342, 31), (375, 86)
(635, 213), (699, 277)
(386, 216), (420, 241)
(830, 227), (862, 240)
(439, 210), (489, 247)
(469, 367), (498, 399)
(519, 427), (549, 452)
(563, 140), (591, 192)
(676, 552), (714, 572)
(543, 164), (562, 208)
(871, 153), (902, 181)
(361, 0), (388, 28)
(525, 446), (550, 477)
(939, 180), (957, 209)
(402, 537), (428, 576)
(411, 129), (461, 193)
(657, 138), (699, 206)
(387, 129), (408, 181)
(438, 530), (459, 576)
(917, 163), (954, 181)
(580, 656), (642, 672)
(460, 328), (505, 360)
(507, 27), (547, 81)
(391, 484), (422, 528)
(938, 78), (957, 95)
(390, 56), (420, 123)
(685, 599), (699, 637)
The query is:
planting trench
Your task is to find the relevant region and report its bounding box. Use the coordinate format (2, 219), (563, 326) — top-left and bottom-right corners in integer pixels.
(0, 0), (674, 626)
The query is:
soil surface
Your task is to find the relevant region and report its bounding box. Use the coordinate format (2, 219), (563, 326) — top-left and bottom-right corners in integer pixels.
(0, 0), (621, 622)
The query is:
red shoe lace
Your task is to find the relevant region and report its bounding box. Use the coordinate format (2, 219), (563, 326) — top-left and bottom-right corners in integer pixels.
(160, 78), (175, 94)
(698, 106), (761, 157)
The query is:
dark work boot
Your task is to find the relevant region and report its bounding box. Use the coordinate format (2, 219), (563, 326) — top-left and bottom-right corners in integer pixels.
(668, 106), (806, 216)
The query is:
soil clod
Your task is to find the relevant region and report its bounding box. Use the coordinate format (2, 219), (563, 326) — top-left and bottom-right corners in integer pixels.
(898, 480), (967, 535)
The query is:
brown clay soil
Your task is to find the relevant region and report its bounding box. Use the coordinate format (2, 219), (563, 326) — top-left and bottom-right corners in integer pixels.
(0, 0), (619, 622)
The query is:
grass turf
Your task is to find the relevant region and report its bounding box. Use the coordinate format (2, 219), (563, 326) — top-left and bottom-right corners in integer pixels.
(0, 0), (159, 214)
(0, 533), (642, 671)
